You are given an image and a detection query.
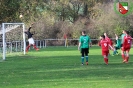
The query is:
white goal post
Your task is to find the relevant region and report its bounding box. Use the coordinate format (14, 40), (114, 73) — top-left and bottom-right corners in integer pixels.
(1, 23), (26, 60)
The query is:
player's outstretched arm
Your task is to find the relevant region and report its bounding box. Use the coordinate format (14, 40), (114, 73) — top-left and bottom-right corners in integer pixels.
(28, 27), (32, 31)
(28, 23), (34, 31)
(78, 42), (81, 50)
(104, 33), (107, 37)
(98, 36), (102, 46)
(115, 34), (118, 40)
(109, 44), (114, 51)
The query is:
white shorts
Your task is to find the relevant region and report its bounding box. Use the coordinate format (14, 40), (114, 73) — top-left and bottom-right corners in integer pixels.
(28, 38), (35, 45)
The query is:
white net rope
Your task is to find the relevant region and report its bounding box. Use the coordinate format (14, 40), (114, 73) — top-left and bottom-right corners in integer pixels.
(0, 24), (20, 34)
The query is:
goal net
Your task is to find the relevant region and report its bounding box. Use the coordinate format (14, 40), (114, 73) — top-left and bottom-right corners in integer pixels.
(0, 23), (26, 61)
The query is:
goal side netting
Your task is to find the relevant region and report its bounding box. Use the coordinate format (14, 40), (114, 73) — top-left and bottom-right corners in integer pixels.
(0, 23), (26, 60)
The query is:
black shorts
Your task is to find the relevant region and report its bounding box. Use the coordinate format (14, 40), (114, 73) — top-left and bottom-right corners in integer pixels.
(81, 48), (89, 54)
(120, 44), (123, 47)
(115, 46), (120, 50)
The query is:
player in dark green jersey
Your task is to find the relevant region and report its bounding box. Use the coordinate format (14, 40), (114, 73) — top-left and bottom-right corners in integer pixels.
(113, 34), (121, 55)
(121, 30), (126, 47)
(78, 31), (92, 65)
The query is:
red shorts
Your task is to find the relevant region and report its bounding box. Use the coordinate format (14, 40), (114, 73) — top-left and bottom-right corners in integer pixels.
(102, 50), (109, 56)
(121, 46), (131, 52)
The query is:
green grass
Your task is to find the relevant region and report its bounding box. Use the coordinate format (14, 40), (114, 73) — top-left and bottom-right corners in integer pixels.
(0, 46), (133, 88)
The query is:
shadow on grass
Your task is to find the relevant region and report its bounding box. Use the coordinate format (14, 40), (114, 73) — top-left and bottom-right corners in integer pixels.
(1, 52), (133, 87)
(29, 46), (101, 52)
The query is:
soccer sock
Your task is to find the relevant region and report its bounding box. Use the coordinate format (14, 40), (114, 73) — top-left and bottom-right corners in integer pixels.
(85, 56), (88, 62)
(104, 58), (108, 64)
(26, 45), (30, 51)
(125, 56), (129, 62)
(122, 54), (125, 61)
(81, 57), (84, 64)
(113, 50), (116, 55)
(33, 45), (38, 50)
(104, 58), (106, 64)
(106, 58), (108, 64)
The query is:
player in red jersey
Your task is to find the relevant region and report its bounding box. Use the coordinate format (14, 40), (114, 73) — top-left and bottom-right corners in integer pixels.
(99, 35), (114, 65)
(104, 33), (114, 55)
(121, 31), (132, 63)
(104, 33), (113, 46)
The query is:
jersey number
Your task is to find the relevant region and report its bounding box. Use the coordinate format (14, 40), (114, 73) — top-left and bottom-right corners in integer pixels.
(128, 40), (130, 44)
(104, 43), (107, 47)
(83, 38), (87, 43)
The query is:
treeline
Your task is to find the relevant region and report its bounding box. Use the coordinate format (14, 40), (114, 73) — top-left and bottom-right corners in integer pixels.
(0, 0), (133, 40)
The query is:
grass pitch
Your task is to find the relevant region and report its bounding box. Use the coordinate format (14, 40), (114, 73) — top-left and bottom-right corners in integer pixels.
(0, 46), (133, 88)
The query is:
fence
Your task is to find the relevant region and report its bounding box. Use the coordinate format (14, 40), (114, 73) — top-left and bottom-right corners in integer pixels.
(0, 38), (117, 53)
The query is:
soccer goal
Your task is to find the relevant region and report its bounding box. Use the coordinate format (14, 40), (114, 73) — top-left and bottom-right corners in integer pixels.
(0, 23), (26, 60)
